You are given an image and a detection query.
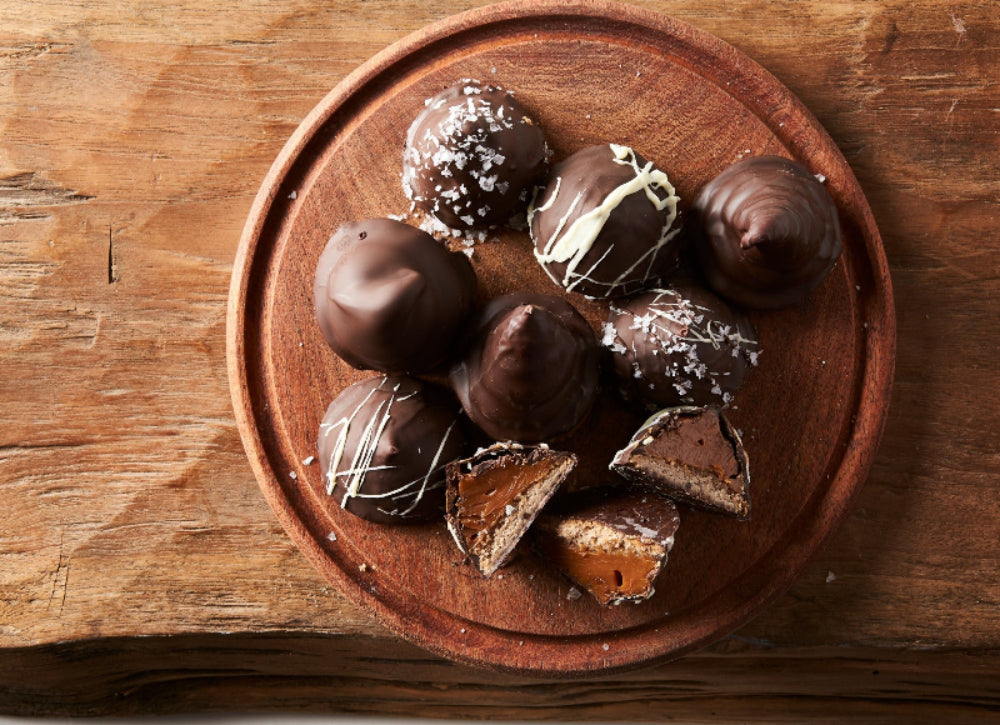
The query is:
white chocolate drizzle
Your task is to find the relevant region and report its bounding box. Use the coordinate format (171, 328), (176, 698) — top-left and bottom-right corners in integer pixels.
(319, 378), (459, 518)
(529, 144), (681, 293)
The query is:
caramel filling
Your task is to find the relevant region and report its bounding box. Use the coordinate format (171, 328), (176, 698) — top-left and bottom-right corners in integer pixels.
(542, 539), (661, 605)
(456, 458), (561, 543)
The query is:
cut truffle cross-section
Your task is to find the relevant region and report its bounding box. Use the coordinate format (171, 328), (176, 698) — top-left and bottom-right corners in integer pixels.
(533, 490), (680, 606)
(445, 443), (576, 578)
(611, 406), (750, 519)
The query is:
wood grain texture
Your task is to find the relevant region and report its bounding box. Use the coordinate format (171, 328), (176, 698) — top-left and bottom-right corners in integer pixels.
(1, 0), (999, 717)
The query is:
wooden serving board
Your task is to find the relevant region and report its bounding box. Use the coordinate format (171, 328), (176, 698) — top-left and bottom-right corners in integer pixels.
(228, 0), (893, 675)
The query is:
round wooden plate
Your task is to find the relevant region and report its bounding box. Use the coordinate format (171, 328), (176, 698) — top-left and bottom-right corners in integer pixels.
(227, 0), (895, 676)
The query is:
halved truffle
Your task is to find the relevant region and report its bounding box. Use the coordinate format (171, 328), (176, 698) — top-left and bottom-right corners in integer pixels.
(445, 442), (576, 577)
(529, 143), (682, 298)
(611, 406), (750, 519)
(533, 489), (680, 605)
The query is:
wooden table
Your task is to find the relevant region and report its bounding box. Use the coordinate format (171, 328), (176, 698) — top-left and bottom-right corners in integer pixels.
(2, 0), (998, 720)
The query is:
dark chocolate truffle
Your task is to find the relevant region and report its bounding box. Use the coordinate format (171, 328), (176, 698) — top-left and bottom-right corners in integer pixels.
(602, 282), (759, 409)
(529, 144), (682, 298)
(403, 80), (549, 230)
(445, 442), (576, 577)
(534, 489), (680, 605)
(694, 154), (843, 309)
(317, 375), (464, 524)
(313, 218), (477, 373)
(449, 292), (600, 443)
(611, 406), (750, 519)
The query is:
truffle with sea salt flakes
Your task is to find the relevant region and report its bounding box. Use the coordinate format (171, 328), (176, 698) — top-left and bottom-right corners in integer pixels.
(602, 282), (759, 409)
(403, 80), (549, 230)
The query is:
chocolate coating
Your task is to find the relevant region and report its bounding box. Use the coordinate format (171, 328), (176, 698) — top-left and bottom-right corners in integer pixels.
(603, 282), (759, 408)
(313, 218), (477, 374)
(317, 375), (464, 524)
(529, 144), (682, 298)
(694, 154), (843, 309)
(449, 293), (600, 443)
(403, 80), (549, 229)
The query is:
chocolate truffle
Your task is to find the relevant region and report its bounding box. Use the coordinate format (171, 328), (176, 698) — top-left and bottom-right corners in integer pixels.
(602, 282), (759, 409)
(611, 406), (750, 519)
(313, 218), (477, 373)
(403, 80), (549, 230)
(449, 292), (600, 443)
(445, 442), (576, 577)
(529, 144), (682, 298)
(694, 154), (843, 309)
(534, 489), (680, 605)
(317, 375), (464, 524)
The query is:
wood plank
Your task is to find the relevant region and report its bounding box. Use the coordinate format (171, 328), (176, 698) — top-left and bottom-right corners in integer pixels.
(2, 0), (999, 715)
(3, 634), (1000, 721)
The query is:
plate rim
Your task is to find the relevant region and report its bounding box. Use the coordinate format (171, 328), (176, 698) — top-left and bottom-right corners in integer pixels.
(226, 0), (896, 676)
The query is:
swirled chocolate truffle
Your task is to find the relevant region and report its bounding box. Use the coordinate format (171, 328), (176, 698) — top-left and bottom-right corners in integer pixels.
(602, 282), (759, 409)
(529, 144), (682, 298)
(317, 375), (464, 524)
(449, 292), (600, 443)
(403, 80), (549, 230)
(694, 155), (842, 309)
(313, 218), (477, 374)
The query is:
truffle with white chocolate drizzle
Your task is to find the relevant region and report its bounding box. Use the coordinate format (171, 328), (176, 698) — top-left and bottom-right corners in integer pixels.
(317, 375), (464, 524)
(403, 79), (549, 230)
(529, 144), (682, 298)
(602, 281), (759, 409)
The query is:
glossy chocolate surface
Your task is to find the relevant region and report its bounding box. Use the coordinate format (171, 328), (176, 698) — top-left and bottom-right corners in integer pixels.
(317, 375), (464, 524)
(403, 80), (549, 229)
(694, 154), (842, 309)
(313, 218), (477, 373)
(529, 144), (682, 298)
(603, 282), (759, 409)
(449, 292), (600, 443)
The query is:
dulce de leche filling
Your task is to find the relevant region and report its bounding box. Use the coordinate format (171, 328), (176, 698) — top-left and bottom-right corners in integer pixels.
(455, 457), (562, 541)
(542, 541), (660, 605)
